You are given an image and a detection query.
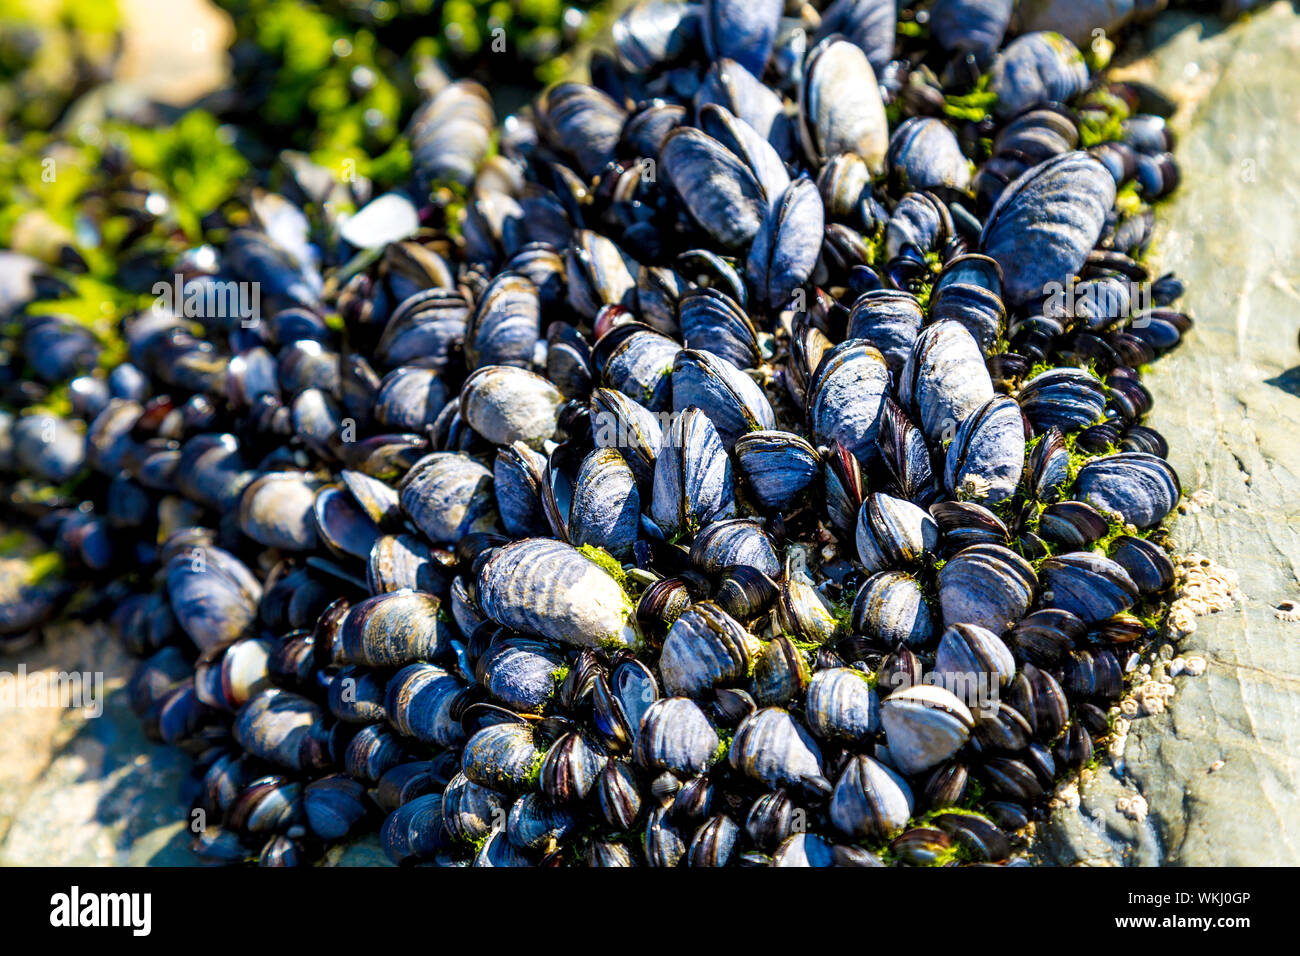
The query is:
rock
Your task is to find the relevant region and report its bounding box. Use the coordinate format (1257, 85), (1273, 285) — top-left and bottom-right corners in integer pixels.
(0, 622), (197, 866)
(1037, 4), (1300, 866)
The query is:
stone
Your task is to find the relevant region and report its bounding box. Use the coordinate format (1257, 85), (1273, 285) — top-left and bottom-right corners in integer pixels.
(1037, 3), (1300, 866)
(0, 622), (197, 865)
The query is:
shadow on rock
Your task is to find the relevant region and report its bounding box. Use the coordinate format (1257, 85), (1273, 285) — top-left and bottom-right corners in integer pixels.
(1264, 365), (1300, 397)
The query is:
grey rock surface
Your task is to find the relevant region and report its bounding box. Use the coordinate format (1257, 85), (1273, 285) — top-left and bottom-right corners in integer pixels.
(1037, 3), (1300, 865)
(0, 623), (198, 865)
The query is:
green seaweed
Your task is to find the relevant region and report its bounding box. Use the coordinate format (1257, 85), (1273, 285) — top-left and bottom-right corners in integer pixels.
(942, 73), (997, 124)
(577, 543), (627, 591)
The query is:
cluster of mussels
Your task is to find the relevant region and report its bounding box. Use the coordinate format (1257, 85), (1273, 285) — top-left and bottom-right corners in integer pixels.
(0, 0), (1194, 866)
